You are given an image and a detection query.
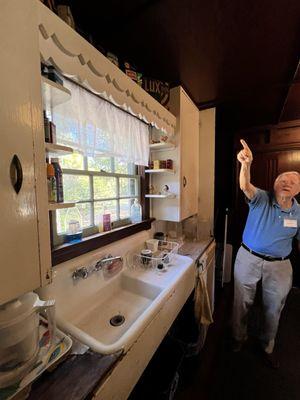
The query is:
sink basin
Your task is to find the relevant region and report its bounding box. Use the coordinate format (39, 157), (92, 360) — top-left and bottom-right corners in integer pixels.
(42, 254), (194, 354)
(60, 274), (162, 351)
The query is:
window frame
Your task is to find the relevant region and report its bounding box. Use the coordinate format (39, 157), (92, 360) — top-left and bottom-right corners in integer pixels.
(50, 165), (151, 265)
(51, 155), (141, 246)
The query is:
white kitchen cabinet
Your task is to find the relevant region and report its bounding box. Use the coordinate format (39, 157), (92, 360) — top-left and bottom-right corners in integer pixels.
(0, 0), (177, 304)
(0, 0), (51, 305)
(150, 87), (199, 221)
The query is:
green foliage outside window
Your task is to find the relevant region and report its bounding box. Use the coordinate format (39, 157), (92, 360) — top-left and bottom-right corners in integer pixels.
(55, 152), (139, 236)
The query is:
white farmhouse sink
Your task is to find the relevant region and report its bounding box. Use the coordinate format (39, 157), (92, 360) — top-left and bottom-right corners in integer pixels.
(41, 254), (194, 355)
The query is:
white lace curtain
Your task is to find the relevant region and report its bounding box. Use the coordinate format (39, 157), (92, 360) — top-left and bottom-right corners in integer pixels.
(52, 79), (150, 166)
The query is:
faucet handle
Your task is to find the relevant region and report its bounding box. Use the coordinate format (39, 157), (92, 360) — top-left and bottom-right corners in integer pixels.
(72, 267), (89, 280)
(94, 254), (112, 271)
(94, 260), (103, 271)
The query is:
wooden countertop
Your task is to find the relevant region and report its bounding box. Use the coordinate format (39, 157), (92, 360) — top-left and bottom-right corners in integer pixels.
(178, 237), (215, 262)
(26, 237), (214, 400)
(27, 351), (121, 400)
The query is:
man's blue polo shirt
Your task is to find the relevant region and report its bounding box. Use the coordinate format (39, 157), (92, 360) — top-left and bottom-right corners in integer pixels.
(243, 189), (300, 257)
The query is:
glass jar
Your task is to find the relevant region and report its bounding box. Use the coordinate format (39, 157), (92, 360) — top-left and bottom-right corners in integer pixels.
(64, 206), (83, 243)
(160, 160), (167, 169)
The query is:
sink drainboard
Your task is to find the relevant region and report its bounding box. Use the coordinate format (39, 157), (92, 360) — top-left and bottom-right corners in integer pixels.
(110, 314), (125, 327)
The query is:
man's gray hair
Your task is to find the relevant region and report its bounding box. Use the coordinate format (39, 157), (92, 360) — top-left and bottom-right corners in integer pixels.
(275, 171), (300, 184)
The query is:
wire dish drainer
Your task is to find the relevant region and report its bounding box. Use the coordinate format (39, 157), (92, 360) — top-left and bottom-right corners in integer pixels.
(131, 240), (179, 269)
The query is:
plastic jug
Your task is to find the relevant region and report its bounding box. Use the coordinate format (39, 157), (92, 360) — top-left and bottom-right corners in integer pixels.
(130, 199), (142, 223)
(64, 206), (83, 243)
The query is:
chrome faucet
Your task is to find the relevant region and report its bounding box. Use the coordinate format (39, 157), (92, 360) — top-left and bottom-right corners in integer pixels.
(72, 254), (123, 280)
(94, 254), (123, 271)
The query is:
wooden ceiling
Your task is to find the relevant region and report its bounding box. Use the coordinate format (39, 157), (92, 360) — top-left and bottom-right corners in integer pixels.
(66, 0), (300, 129)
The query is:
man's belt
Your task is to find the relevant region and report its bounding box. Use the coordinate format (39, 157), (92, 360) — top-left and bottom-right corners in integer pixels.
(241, 243), (289, 262)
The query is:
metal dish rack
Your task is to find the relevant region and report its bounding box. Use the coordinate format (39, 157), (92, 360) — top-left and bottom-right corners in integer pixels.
(132, 240), (179, 269)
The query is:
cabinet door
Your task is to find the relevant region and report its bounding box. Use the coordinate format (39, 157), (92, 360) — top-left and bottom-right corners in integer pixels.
(180, 90), (199, 220)
(0, 0), (41, 304)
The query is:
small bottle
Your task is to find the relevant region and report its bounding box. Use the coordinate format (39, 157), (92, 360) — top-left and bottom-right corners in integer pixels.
(49, 121), (56, 143)
(103, 213), (111, 232)
(44, 111), (51, 143)
(47, 162), (57, 203)
(98, 218), (104, 233)
(130, 199), (142, 223)
(51, 158), (64, 203)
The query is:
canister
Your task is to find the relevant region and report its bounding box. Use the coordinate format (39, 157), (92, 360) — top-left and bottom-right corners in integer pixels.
(153, 160), (160, 169)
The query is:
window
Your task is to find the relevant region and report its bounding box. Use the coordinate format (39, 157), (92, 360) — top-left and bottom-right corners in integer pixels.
(52, 152), (140, 246)
(48, 77), (150, 249)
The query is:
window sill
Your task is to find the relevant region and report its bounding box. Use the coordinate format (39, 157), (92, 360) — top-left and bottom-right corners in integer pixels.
(51, 218), (155, 266)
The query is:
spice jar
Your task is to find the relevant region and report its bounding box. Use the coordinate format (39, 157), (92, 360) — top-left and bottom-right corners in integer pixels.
(153, 160), (160, 169)
(166, 159), (173, 169)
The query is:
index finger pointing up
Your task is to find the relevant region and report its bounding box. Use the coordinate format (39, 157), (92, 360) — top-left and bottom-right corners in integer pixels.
(240, 139), (250, 150)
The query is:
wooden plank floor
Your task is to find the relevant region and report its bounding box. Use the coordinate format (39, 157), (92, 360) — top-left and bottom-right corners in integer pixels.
(175, 286), (300, 400)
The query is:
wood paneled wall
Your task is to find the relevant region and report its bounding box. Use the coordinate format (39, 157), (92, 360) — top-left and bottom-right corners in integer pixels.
(232, 119), (300, 285)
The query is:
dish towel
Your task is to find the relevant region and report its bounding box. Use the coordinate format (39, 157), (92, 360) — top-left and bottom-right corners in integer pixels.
(194, 258), (214, 326)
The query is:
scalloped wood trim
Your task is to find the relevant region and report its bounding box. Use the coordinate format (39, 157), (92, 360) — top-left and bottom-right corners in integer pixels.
(37, 3), (176, 135)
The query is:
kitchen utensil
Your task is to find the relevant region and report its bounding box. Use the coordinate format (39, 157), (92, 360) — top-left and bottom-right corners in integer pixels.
(0, 292), (55, 388)
(146, 239), (159, 252)
(140, 249), (152, 265)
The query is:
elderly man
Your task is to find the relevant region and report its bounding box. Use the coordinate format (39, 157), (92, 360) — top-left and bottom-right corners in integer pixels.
(232, 139), (300, 368)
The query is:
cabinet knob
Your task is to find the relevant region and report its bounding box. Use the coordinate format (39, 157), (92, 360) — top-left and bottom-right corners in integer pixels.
(10, 154), (23, 194)
(183, 176), (187, 187)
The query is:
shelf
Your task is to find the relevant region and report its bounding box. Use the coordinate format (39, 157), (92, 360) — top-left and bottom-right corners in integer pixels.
(145, 169), (175, 174)
(45, 143), (73, 156)
(145, 194), (176, 199)
(149, 142), (175, 152)
(48, 202), (75, 211)
(42, 76), (71, 108)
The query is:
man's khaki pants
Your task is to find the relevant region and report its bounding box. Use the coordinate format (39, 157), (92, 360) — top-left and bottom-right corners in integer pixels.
(232, 246), (292, 353)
